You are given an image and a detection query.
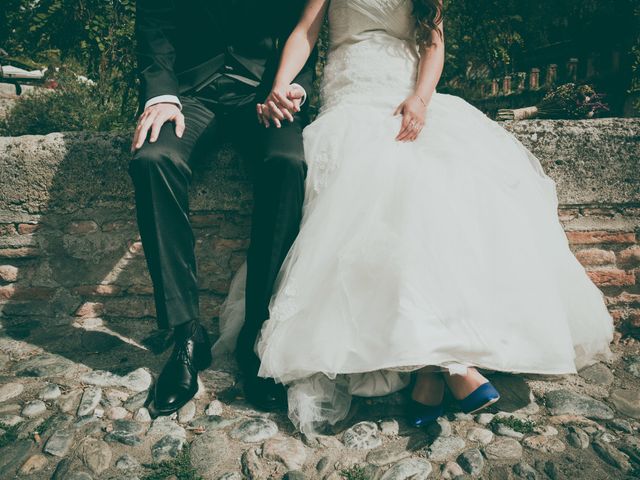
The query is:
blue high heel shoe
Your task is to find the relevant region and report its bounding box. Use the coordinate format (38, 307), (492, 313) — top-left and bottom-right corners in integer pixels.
(458, 381), (500, 414)
(407, 399), (445, 427)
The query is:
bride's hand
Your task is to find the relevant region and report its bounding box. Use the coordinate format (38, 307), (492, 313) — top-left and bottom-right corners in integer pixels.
(394, 94), (427, 142)
(257, 84), (304, 128)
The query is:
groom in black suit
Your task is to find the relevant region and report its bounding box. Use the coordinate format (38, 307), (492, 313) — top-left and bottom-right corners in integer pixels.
(129, 0), (317, 414)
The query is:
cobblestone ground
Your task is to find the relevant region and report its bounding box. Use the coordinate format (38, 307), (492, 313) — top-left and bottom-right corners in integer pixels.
(0, 331), (639, 480)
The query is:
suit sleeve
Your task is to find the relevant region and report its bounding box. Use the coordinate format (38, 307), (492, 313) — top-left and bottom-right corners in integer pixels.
(135, 0), (179, 107)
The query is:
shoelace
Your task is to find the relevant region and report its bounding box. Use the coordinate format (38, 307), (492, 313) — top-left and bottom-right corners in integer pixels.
(171, 339), (195, 370)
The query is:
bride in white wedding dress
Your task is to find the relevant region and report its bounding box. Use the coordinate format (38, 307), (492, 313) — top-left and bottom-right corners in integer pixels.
(214, 0), (615, 435)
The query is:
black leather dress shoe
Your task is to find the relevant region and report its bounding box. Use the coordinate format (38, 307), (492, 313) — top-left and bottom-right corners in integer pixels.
(243, 376), (287, 411)
(154, 324), (212, 416)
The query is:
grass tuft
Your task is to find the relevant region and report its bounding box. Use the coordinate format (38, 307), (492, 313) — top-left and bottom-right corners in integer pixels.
(340, 465), (371, 480)
(0, 421), (20, 449)
(142, 445), (202, 480)
(489, 414), (537, 434)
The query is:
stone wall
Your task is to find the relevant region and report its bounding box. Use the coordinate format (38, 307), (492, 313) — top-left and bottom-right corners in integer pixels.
(0, 119), (638, 348)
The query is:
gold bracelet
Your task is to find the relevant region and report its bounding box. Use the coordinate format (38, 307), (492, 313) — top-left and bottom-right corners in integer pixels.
(414, 94), (428, 107)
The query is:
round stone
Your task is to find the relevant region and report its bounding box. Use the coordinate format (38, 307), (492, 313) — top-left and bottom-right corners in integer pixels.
(592, 439), (633, 472)
(205, 400), (224, 416)
(426, 417), (452, 437)
(40, 383), (61, 400)
(57, 390), (82, 413)
(453, 412), (474, 422)
(152, 435), (185, 462)
(626, 356), (640, 378)
(44, 429), (74, 457)
(426, 436), (466, 461)
(467, 427), (494, 445)
(177, 401), (196, 423)
(484, 438), (523, 461)
(609, 389), (640, 419)
(0, 403), (20, 414)
(123, 391), (148, 412)
(457, 448), (484, 476)
(0, 414), (23, 426)
(104, 419), (146, 445)
(522, 434), (566, 453)
(78, 438), (112, 474)
(230, 417), (278, 443)
(263, 437), (308, 470)
(475, 413), (494, 425)
(0, 382), (23, 402)
(608, 418), (633, 433)
(379, 419), (400, 436)
(15, 353), (74, 378)
(134, 408), (151, 422)
(19, 454), (48, 475)
(121, 368), (153, 392)
(578, 363), (614, 386)
(106, 406), (129, 420)
(493, 423), (524, 439)
(544, 390), (614, 420)
(343, 421), (382, 450)
(366, 444), (411, 467)
(77, 387), (102, 417)
(441, 461), (464, 480)
(380, 458), (432, 480)
(147, 417), (186, 440)
(22, 400), (47, 418)
(191, 432), (230, 478)
(567, 426), (590, 449)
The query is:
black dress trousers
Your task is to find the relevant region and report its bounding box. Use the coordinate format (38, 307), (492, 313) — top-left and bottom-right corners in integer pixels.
(128, 77), (307, 377)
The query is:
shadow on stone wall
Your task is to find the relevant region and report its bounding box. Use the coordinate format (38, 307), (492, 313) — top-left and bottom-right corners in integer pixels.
(0, 131), (252, 376)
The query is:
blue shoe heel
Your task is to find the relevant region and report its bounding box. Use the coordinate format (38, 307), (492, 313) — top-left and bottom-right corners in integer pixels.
(407, 399), (445, 427)
(458, 381), (500, 414)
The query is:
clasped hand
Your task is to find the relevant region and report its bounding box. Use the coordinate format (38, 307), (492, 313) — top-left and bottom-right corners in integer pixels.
(256, 84), (305, 128)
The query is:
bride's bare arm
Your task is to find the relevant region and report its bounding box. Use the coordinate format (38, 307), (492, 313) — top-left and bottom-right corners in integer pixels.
(275, 0), (329, 89)
(258, 0), (330, 127)
(395, 18), (445, 142)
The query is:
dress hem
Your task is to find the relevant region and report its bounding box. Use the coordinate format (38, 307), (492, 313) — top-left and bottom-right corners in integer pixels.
(256, 354), (590, 387)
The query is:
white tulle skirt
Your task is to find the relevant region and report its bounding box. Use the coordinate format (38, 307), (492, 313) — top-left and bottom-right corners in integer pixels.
(213, 38), (615, 435)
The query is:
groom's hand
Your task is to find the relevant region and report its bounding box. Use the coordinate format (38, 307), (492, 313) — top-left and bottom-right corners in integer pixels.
(257, 84), (305, 128)
(131, 103), (185, 153)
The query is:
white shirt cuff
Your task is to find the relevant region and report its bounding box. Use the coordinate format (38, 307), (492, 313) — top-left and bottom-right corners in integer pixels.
(144, 95), (182, 110)
(290, 83), (307, 106)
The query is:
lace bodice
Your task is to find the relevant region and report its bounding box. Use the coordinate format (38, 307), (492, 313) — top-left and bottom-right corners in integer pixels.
(318, 0), (419, 114)
(328, 0), (416, 48)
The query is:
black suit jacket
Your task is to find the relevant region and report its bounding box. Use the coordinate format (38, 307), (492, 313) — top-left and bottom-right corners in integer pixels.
(135, 0), (317, 111)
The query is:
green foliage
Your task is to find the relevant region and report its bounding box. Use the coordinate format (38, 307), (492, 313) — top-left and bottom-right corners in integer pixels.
(0, 69), (136, 136)
(441, 0), (637, 99)
(489, 415), (537, 434)
(1, 0), (137, 118)
(340, 465), (371, 480)
(629, 4), (640, 111)
(142, 446), (203, 480)
(0, 422), (20, 449)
